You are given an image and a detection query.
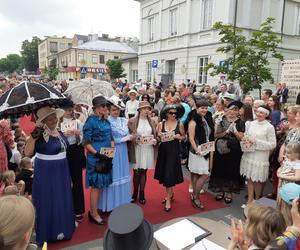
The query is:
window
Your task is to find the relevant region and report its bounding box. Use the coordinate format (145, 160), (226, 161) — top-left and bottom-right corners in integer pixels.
(198, 57), (209, 84)
(59, 43), (65, 50)
(114, 56), (119, 60)
(49, 42), (58, 53)
(68, 43), (72, 48)
(99, 55), (105, 64)
(201, 0), (213, 30)
(92, 54), (98, 64)
(170, 8), (178, 36)
(146, 62), (152, 82)
(78, 53), (84, 62)
(296, 5), (300, 35)
(132, 70), (138, 82)
(148, 17), (154, 41)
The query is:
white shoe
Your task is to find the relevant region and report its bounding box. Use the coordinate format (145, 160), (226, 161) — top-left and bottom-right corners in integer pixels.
(200, 189), (205, 194)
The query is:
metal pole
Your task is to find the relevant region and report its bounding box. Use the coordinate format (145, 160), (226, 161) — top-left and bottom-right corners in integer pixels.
(233, 0), (238, 65)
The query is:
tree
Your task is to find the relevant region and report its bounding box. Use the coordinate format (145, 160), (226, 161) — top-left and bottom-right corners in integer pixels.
(0, 54), (23, 73)
(21, 36), (41, 72)
(106, 59), (126, 80)
(43, 66), (59, 80)
(206, 18), (283, 94)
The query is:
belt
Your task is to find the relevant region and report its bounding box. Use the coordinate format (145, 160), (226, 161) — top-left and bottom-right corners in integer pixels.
(36, 152), (66, 160)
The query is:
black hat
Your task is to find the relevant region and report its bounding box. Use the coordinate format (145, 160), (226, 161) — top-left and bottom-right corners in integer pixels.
(160, 104), (185, 120)
(103, 204), (153, 250)
(61, 98), (74, 109)
(228, 101), (243, 109)
(92, 96), (108, 108)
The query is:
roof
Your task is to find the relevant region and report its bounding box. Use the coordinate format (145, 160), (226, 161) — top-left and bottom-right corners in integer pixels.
(122, 54), (138, 61)
(77, 40), (137, 54)
(74, 34), (88, 42)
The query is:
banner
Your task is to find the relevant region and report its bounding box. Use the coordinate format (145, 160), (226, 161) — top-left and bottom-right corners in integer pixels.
(281, 59), (300, 103)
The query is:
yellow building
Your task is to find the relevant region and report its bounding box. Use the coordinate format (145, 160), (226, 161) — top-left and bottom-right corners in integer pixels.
(38, 36), (73, 70)
(56, 36), (137, 80)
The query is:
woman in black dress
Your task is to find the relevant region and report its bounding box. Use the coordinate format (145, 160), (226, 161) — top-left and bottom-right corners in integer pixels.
(154, 104), (185, 212)
(209, 101), (245, 203)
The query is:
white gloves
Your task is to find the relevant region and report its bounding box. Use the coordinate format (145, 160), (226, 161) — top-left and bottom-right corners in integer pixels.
(121, 135), (133, 143)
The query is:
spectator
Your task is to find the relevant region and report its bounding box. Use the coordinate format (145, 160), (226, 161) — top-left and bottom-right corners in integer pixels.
(280, 83), (289, 106)
(125, 90), (139, 119)
(218, 83), (228, 99)
(16, 157), (33, 196)
(0, 195), (35, 250)
(261, 89), (273, 105)
(268, 95), (282, 129)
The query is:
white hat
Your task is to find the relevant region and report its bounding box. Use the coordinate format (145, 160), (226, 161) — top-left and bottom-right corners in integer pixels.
(109, 96), (125, 110)
(36, 107), (64, 126)
(128, 89), (138, 96)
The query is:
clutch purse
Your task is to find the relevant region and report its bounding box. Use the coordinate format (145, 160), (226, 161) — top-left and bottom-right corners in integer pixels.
(95, 154), (113, 173)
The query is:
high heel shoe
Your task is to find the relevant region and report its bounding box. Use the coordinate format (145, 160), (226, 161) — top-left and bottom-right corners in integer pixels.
(215, 192), (225, 201)
(131, 192), (138, 203)
(190, 194), (204, 209)
(139, 191), (146, 204)
(164, 199), (172, 212)
(88, 211), (105, 225)
(162, 194), (174, 204)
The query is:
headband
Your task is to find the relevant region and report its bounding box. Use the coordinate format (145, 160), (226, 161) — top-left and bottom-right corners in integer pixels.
(257, 107), (270, 116)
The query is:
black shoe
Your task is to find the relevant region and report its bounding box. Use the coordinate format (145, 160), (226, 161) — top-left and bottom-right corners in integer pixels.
(75, 214), (84, 223)
(131, 192), (138, 203)
(215, 192), (225, 201)
(139, 191), (146, 205)
(88, 211), (105, 225)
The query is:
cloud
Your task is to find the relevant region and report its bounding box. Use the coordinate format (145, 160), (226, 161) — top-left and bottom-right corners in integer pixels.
(0, 0), (140, 57)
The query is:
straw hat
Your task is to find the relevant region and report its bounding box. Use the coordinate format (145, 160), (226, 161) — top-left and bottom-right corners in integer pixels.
(128, 89), (138, 96)
(36, 107), (64, 126)
(137, 101), (152, 111)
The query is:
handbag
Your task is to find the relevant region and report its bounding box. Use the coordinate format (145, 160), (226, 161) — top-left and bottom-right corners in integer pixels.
(95, 154), (113, 173)
(216, 138), (230, 155)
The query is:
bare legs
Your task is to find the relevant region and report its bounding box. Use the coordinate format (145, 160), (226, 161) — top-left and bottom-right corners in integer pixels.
(247, 179), (263, 203)
(165, 187), (173, 210)
(90, 188), (103, 221)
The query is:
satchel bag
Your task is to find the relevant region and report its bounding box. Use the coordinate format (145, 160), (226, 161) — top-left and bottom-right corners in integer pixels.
(95, 154), (113, 173)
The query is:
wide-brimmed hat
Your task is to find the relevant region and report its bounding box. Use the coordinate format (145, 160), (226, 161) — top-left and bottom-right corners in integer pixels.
(228, 101), (243, 109)
(160, 104), (185, 120)
(279, 183), (300, 205)
(92, 96), (109, 108)
(128, 89), (138, 96)
(222, 93), (236, 101)
(137, 101), (152, 111)
(36, 106), (64, 126)
(103, 203), (153, 250)
(109, 96), (125, 110)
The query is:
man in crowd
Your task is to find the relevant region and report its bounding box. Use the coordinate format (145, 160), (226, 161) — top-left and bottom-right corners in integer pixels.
(261, 88), (272, 105)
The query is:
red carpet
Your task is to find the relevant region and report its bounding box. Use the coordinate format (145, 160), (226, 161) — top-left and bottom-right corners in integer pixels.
(49, 170), (225, 250)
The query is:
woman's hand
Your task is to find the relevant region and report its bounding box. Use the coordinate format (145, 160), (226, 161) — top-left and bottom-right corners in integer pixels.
(151, 139), (157, 145)
(174, 134), (182, 140)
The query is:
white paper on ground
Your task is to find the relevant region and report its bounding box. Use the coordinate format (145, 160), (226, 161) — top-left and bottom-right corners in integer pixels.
(154, 219), (207, 250)
(191, 238), (226, 250)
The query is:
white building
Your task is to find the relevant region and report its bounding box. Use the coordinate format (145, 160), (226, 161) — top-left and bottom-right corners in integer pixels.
(135, 0), (300, 87)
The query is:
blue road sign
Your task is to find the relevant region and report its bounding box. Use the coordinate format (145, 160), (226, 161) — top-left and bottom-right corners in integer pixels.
(80, 67), (87, 74)
(152, 60), (158, 69)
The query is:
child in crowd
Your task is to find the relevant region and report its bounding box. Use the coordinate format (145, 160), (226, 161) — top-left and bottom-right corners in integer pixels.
(151, 109), (160, 124)
(16, 157), (33, 196)
(228, 203), (286, 250)
(2, 170), (25, 195)
(277, 143), (300, 188)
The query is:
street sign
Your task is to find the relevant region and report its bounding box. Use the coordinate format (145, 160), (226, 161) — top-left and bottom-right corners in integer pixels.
(80, 67), (87, 74)
(152, 60), (158, 69)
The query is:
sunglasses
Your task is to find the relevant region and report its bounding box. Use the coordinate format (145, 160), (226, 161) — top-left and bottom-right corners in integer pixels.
(168, 111), (177, 115)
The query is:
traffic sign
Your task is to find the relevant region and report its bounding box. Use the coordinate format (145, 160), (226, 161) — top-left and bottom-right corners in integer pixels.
(152, 60), (158, 69)
(80, 67), (87, 74)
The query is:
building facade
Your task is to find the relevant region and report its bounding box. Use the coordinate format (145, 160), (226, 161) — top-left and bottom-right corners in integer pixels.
(38, 36), (73, 70)
(135, 0), (300, 86)
(55, 38), (137, 80)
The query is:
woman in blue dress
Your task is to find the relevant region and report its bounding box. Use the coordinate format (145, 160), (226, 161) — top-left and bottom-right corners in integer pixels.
(83, 96), (114, 225)
(98, 96), (132, 211)
(24, 106), (75, 245)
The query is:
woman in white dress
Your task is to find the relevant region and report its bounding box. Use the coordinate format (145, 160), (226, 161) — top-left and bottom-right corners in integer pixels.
(240, 105), (276, 203)
(127, 101), (157, 204)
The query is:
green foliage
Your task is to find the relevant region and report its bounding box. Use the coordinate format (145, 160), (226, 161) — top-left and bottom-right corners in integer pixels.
(43, 66), (59, 80)
(0, 54), (23, 73)
(106, 59), (126, 80)
(21, 36), (41, 72)
(206, 18), (283, 94)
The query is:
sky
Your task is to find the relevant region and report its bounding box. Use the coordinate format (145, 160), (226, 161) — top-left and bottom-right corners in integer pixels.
(0, 0), (140, 58)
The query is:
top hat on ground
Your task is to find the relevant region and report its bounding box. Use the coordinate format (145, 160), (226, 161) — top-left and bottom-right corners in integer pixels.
(103, 203), (153, 250)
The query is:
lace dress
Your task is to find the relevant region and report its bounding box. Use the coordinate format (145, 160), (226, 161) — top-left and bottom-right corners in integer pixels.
(240, 120), (276, 182)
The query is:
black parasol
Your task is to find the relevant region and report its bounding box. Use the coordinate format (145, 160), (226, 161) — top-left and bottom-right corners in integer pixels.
(0, 81), (66, 119)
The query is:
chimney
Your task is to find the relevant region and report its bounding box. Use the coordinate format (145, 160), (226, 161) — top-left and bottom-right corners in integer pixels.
(88, 34), (93, 41)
